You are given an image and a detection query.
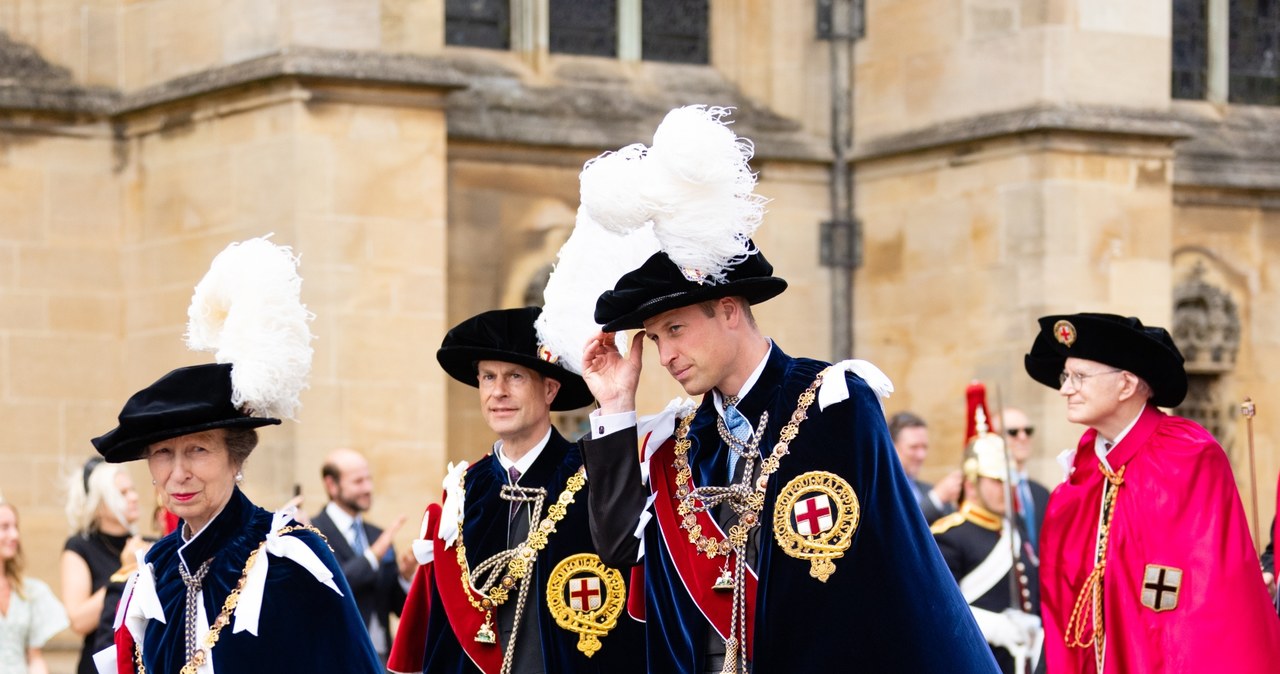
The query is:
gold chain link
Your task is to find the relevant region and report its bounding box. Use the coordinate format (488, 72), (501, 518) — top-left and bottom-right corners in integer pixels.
(133, 524), (326, 674)
(674, 375), (823, 559)
(455, 466), (587, 612)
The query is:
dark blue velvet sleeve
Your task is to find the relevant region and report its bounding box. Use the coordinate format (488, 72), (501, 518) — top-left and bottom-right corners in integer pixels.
(212, 529), (384, 673)
(750, 369), (999, 673)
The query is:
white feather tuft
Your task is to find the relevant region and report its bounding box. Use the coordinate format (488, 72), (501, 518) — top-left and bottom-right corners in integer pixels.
(646, 105), (765, 282)
(536, 210), (661, 372)
(576, 105), (766, 284)
(186, 236), (314, 420)
(579, 144), (657, 236)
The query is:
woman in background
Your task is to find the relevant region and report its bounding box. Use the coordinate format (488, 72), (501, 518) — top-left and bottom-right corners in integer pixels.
(1, 498), (70, 674)
(60, 458), (143, 674)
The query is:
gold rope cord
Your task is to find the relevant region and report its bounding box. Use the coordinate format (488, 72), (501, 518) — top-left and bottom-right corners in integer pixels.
(1064, 464), (1126, 672)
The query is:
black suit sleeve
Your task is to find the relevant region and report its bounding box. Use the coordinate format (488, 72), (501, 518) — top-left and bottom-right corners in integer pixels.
(376, 542), (408, 618)
(340, 530), (380, 593)
(919, 496), (952, 525)
(580, 428), (647, 569)
(1263, 517), (1275, 575)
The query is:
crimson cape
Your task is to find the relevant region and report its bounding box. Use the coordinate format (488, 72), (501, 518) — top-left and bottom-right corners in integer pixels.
(1041, 405), (1280, 672)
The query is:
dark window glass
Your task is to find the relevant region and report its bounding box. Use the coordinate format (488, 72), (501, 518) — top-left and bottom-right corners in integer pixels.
(550, 0), (617, 57)
(642, 0), (709, 64)
(445, 0), (510, 49)
(1173, 0), (1209, 99)
(1229, 0), (1280, 104)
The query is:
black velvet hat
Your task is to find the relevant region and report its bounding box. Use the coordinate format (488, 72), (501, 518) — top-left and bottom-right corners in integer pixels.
(1024, 313), (1188, 408)
(437, 307), (594, 411)
(92, 363), (281, 463)
(594, 244), (787, 332)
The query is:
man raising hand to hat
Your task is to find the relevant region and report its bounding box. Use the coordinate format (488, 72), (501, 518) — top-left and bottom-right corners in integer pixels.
(574, 106), (997, 674)
(1025, 313), (1280, 673)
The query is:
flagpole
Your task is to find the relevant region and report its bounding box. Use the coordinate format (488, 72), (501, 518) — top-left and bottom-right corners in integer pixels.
(1241, 397), (1261, 554)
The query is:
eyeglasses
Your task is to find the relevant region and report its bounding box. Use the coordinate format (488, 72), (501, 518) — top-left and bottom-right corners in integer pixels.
(1058, 369), (1122, 389)
(1005, 427), (1035, 438)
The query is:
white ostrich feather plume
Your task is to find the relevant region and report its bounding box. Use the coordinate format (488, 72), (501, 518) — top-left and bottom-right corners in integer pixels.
(185, 236), (315, 420)
(535, 211), (661, 372)
(579, 105), (766, 284)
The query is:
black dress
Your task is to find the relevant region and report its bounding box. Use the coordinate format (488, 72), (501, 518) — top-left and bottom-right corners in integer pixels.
(63, 530), (129, 674)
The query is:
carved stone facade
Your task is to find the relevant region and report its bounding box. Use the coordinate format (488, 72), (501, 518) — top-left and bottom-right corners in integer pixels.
(4, 7), (1280, 653)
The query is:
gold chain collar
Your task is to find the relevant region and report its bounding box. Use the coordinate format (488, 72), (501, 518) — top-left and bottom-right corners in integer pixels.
(134, 524), (326, 674)
(673, 375), (822, 558)
(454, 465), (588, 642)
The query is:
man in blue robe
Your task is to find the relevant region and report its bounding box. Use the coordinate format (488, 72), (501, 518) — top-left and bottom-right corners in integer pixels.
(579, 247), (1000, 673)
(389, 307), (645, 674)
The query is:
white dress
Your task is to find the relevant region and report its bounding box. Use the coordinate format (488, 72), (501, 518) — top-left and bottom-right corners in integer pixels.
(0, 577), (70, 674)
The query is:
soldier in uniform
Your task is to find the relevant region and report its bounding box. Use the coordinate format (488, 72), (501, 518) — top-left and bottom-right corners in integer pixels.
(933, 400), (1043, 674)
(387, 307), (645, 674)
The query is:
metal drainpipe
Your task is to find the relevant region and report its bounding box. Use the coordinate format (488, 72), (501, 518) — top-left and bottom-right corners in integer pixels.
(817, 0), (863, 361)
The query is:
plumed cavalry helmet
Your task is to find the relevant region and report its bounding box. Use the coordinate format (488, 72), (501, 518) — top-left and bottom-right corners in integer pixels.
(962, 381), (1008, 483)
(963, 407), (1009, 483)
(92, 237), (314, 463)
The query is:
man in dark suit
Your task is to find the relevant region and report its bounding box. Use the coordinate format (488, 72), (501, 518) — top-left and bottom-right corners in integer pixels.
(313, 447), (413, 664)
(999, 408), (1052, 551)
(888, 411), (961, 523)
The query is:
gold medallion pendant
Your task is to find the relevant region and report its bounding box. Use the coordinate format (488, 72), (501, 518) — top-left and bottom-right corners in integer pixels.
(772, 471), (860, 582)
(546, 553), (626, 657)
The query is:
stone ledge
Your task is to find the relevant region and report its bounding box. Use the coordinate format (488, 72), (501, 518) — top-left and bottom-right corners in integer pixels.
(1170, 101), (1280, 192)
(0, 46), (468, 118)
(442, 53), (830, 162)
(854, 105), (1193, 161)
(0, 43), (828, 162)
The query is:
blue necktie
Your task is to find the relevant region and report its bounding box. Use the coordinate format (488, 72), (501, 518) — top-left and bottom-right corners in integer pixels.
(351, 517), (369, 556)
(1017, 477), (1037, 549)
(724, 400), (752, 481)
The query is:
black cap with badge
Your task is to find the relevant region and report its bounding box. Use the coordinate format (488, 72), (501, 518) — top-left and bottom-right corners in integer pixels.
(1024, 313), (1188, 408)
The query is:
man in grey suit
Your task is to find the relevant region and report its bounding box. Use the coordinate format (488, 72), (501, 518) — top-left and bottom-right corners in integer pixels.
(888, 411), (961, 524)
(312, 448), (415, 664)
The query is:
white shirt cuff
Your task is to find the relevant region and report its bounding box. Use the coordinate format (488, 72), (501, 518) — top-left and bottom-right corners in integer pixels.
(589, 409), (637, 439)
(363, 549), (380, 570)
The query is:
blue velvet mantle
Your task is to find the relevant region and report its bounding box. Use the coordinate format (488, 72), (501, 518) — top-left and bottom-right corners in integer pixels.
(420, 428), (646, 673)
(140, 487), (381, 673)
(640, 345), (1000, 673)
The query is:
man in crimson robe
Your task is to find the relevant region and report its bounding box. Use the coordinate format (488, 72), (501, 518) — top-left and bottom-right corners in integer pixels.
(1024, 312), (1280, 673)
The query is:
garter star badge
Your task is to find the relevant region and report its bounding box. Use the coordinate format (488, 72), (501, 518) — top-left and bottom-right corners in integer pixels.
(1141, 564), (1181, 612)
(547, 554), (626, 657)
(773, 471), (859, 582)
(1053, 320), (1077, 347)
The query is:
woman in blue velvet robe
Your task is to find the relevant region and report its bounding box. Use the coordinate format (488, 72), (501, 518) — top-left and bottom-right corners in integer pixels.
(91, 363), (383, 674)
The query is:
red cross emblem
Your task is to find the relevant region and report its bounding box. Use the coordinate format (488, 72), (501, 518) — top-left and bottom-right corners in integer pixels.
(1053, 320), (1076, 347)
(793, 494), (834, 536)
(568, 575), (602, 611)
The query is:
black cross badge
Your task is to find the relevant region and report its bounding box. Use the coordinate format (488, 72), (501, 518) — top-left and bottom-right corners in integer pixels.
(1141, 564), (1182, 612)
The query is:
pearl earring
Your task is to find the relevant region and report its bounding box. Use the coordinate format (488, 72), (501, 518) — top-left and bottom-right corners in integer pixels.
(235, 471), (244, 482)
(151, 479), (157, 485)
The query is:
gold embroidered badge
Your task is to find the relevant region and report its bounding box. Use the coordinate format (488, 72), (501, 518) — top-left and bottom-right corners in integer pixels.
(1053, 320), (1077, 347)
(546, 554), (626, 657)
(772, 471), (859, 582)
(1141, 564), (1181, 612)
